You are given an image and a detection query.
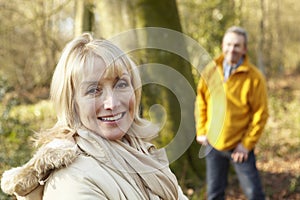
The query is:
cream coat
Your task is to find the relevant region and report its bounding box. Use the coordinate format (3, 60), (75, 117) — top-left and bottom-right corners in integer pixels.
(1, 130), (188, 200)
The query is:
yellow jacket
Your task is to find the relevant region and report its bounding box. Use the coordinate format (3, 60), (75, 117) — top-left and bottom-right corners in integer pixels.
(195, 54), (269, 151)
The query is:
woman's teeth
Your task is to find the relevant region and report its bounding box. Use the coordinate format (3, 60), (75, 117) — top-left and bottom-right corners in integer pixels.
(100, 113), (123, 121)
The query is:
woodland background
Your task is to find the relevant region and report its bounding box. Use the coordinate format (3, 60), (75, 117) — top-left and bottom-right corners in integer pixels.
(0, 0), (299, 199)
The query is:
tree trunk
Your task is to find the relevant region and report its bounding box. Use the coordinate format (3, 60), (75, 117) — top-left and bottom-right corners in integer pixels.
(74, 0), (94, 36)
(257, 0), (266, 74)
(94, 0), (202, 184)
(133, 0), (202, 182)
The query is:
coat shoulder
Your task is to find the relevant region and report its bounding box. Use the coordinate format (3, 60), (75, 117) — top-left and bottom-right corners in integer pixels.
(43, 154), (134, 200)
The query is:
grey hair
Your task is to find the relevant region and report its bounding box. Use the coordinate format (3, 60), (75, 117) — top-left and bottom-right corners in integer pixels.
(225, 26), (248, 46)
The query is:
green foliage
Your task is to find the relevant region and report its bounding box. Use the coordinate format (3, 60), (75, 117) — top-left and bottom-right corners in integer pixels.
(0, 76), (13, 102)
(0, 107), (33, 199)
(178, 0), (238, 56)
(0, 100), (56, 199)
(9, 100), (56, 130)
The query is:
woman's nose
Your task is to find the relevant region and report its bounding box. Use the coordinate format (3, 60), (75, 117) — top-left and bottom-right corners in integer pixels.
(103, 90), (119, 110)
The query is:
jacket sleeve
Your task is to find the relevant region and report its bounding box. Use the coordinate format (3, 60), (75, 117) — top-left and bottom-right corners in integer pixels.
(242, 73), (269, 150)
(195, 77), (208, 136)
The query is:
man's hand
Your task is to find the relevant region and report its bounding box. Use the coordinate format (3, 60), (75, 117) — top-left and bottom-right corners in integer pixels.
(196, 135), (208, 145)
(231, 143), (249, 163)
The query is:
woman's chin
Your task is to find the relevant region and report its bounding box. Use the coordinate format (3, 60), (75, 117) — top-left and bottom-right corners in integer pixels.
(96, 129), (126, 141)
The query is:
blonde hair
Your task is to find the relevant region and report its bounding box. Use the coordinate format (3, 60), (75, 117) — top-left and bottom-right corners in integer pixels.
(36, 33), (153, 145)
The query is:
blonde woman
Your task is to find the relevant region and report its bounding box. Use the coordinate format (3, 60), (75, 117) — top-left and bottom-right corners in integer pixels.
(1, 33), (188, 200)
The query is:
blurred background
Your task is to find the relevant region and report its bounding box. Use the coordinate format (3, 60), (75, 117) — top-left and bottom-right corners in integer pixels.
(0, 0), (299, 199)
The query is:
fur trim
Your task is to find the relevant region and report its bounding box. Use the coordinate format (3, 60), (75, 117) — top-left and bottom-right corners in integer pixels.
(1, 139), (79, 196)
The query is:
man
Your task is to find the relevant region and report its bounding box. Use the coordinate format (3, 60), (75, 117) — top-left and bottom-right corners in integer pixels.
(195, 26), (269, 200)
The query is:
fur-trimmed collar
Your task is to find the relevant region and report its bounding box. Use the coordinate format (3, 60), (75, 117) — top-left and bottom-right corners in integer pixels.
(1, 139), (79, 197)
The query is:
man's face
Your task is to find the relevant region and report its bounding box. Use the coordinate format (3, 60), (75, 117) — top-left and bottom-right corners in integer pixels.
(222, 32), (247, 65)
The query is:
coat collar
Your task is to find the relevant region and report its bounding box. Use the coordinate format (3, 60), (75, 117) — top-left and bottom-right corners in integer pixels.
(215, 54), (250, 73)
(1, 139), (79, 197)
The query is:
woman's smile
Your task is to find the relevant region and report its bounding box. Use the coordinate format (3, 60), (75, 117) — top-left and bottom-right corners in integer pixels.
(98, 112), (126, 122)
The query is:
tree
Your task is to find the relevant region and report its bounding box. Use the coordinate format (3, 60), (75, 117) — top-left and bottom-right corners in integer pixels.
(74, 0), (95, 36)
(0, 0), (74, 103)
(177, 0), (238, 57)
(82, 0), (204, 184)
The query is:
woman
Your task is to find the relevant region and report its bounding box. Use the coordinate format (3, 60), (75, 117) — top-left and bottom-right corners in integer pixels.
(1, 33), (188, 200)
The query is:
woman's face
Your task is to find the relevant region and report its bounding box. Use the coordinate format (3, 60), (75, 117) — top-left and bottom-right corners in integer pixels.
(75, 56), (136, 140)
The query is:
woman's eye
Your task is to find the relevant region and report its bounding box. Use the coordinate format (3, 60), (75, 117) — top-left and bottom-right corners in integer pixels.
(115, 79), (129, 89)
(87, 87), (102, 95)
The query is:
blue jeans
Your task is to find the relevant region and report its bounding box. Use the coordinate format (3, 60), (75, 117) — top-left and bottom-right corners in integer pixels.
(205, 144), (265, 200)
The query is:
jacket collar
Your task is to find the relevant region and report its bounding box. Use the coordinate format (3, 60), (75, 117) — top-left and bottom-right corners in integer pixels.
(1, 139), (79, 197)
(215, 54), (250, 74)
